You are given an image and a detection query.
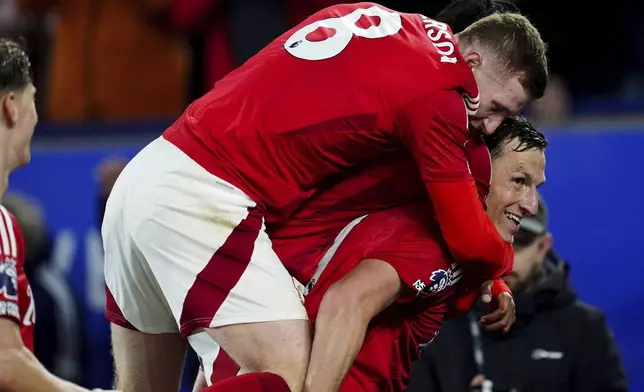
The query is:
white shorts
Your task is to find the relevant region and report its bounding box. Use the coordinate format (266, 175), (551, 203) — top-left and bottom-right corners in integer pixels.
(103, 137), (307, 341)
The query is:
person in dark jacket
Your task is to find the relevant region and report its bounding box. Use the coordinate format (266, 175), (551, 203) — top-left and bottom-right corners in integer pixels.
(408, 195), (628, 392)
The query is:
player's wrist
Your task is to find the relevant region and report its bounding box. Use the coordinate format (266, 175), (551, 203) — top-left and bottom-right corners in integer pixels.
(490, 278), (512, 298)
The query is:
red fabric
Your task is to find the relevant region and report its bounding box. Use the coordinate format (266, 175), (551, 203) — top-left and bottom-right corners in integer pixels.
(491, 277), (512, 298)
(163, 4), (477, 223)
(203, 372), (290, 392)
(270, 152), (424, 284)
(179, 206), (264, 338)
(0, 206), (34, 352)
(445, 278), (513, 319)
(209, 349), (240, 385)
(427, 180), (514, 279)
(303, 204), (464, 392)
(105, 285), (137, 330)
(445, 287), (480, 319)
(271, 132), (491, 286)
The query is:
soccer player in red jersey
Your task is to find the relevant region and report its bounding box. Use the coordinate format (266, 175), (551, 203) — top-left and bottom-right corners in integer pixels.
(302, 117), (547, 392)
(192, 116), (547, 392)
(103, 3), (548, 391)
(0, 39), (115, 392)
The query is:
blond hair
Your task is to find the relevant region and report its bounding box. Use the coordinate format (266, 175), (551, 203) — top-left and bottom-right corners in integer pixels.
(459, 13), (548, 99)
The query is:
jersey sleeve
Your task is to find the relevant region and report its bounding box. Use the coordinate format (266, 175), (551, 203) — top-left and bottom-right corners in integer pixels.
(396, 91), (513, 275)
(362, 219), (453, 303)
(396, 90), (472, 183)
(0, 207), (24, 324)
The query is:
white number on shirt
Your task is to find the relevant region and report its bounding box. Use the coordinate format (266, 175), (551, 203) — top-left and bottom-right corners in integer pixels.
(23, 285), (35, 326)
(284, 5), (403, 61)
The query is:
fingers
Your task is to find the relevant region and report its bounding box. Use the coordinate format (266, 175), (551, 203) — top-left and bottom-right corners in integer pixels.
(470, 374), (485, 387)
(480, 292), (515, 333)
(480, 280), (493, 303)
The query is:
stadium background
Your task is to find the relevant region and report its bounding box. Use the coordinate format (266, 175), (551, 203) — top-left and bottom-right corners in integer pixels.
(4, 0), (643, 391)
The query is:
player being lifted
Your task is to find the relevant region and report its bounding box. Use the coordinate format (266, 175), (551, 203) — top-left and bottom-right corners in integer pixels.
(103, 3), (548, 392)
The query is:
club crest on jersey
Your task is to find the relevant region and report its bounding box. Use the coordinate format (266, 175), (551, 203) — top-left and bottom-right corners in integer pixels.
(412, 263), (461, 297)
(0, 258), (18, 301)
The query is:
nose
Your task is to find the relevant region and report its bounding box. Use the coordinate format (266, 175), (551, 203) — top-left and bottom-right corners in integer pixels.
(521, 187), (539, 217)
(481, 116), (503, 135)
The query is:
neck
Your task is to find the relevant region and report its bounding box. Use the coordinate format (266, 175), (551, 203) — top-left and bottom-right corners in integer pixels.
(0, 127), (12, 197)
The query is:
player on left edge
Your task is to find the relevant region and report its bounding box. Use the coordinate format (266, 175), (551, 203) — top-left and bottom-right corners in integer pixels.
(0, 38), (115, 392)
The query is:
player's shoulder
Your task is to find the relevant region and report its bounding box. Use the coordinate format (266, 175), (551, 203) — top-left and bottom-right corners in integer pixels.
(360, 203), (443, 246)
(0, 204), (23, 262)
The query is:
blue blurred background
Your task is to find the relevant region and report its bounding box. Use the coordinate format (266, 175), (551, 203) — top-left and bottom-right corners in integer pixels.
(3, 0), (644, 391)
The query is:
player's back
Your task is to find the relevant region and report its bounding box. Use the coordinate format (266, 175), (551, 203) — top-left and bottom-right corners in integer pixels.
(164, 2), (477, 218)
(270, 151), (424, 284)
(272, 133), (490, 284)
(301, 203), (458, 392)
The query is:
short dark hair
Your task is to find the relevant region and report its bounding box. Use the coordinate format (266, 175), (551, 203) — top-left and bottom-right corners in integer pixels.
(485, 115), (548, 159)
(436, 0), (520, 34)
(0, 39), (32, 92)
(458, 13), (548, 99)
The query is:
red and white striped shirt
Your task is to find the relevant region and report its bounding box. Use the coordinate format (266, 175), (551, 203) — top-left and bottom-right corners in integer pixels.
(0, 204), (35, 351)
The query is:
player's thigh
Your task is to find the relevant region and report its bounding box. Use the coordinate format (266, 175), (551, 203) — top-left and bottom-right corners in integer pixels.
(131, 187), (309, 329)
(189, 321), (311, 391)
(111, 324), (187, 392)
(143, 216), (311, 390)
(112, 138), (310, 387)
(210, 321), (310, 381)
(139, 208), (311, 390)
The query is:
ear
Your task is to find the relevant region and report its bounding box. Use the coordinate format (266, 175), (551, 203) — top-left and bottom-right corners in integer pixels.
(462, 51), (482, 69)
(2, 92), (17, 127)
(541, 233), (553, 251)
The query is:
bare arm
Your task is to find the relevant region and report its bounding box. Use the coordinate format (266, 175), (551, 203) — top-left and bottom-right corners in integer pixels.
(0, 318), (89, 392)
(304, 259), (402, 392)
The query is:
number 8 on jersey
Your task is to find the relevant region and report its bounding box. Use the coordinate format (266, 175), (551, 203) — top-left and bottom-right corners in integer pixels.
(284, 5), (403, 61)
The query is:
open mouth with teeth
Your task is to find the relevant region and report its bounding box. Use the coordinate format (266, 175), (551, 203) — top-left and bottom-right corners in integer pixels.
(504, 212), (521, 227)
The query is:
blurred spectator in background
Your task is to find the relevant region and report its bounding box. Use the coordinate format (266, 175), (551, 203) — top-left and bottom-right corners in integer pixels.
(96, 157), (127, 223)
(16, 0), (189, 122)
(0, 0), (30, 38)
(529, 74), (573, 125)
(171, 0), (355, 96)
(408, 195), (628, 392)
(3, 192), (82, 384)
(518, 0), (629, 101)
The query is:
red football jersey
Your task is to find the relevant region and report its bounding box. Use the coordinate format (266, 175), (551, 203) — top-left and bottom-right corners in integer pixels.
(271, 133), (491, 285)
(164, 2), (479, 221)
(303, 203), (463, 392)
(0, 205), (35, 352)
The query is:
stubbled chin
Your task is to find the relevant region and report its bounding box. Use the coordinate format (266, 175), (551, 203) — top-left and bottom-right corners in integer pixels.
(494, 222), (514, 244)
(500, 230), (514, 244)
